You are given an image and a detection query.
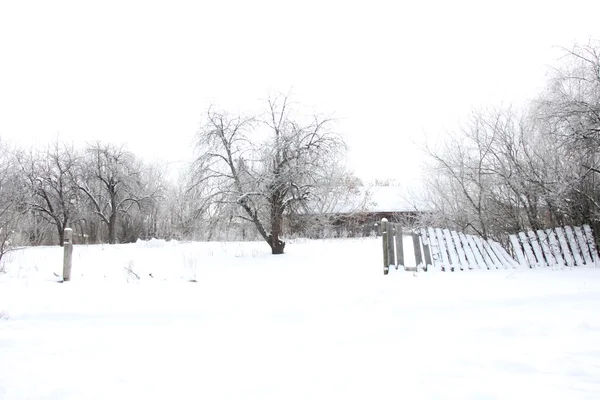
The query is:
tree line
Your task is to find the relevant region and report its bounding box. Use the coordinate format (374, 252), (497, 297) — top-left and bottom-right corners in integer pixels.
(0, 140), (169, 257)
(0, 94), (360, 260)
(422, 40), (600, 247)
(8, 33), (588, 259)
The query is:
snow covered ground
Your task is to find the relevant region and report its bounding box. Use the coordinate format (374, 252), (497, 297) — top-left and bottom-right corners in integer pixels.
(1, 237), (600, 399)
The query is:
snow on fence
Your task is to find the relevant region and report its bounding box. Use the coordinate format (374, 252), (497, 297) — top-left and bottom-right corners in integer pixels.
(509, 225), (598, 268)
(380, 220), (598, 274)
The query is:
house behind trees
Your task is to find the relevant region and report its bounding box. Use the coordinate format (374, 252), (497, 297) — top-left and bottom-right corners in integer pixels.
(287, 185), (423, 238)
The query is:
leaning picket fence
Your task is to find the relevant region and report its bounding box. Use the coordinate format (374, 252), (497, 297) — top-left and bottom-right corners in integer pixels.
(509, 225), (598, 268)
(381, 219), (599, 274)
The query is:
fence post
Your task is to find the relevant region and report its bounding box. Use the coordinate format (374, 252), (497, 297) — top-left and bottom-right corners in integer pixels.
(382, 219), (389, 274)
(63, 228), (73, 282)
(387, 223), (396, 268)
(394, 224), (404, 268)
(421, 229), (432, 271)
(412, 232), (422, 270)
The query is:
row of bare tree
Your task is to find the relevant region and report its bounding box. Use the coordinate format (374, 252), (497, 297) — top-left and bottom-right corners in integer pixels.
(0, 140), (168, 256)
(422, 40), (600, 246)
(0, 94), (360, 258)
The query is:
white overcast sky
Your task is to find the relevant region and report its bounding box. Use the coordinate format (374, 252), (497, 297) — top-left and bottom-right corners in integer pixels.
(1, 0), (600, 186)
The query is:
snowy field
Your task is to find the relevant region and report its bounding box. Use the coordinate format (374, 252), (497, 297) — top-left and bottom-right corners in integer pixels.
(1, 238), (600, 399)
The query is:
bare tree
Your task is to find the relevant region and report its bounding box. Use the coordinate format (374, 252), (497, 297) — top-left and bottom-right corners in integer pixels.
(0, 140), (24, 267)
(418, 39), (600, 248)
(422, 106), (565, 241)
(192, 94), (345, 254)
(423, 111), (498, 239)
(16, 140), (80, 246)
(535, 40), (600, 234)
(77, 142), (159, 244)
(119, 161), (169, 242)
(139, 161), (169, 239)
(169, 168), (211, 240)
(538, 40), (600, 148)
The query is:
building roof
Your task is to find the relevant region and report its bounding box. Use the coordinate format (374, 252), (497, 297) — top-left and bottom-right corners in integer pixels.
(326, 185), (420, 214)
(365, 185), (418, 213)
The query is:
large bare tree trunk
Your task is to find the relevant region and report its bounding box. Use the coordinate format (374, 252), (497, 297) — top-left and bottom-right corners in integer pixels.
(269, 233), (285, 254)
(269, 199), (285, 254)
(57, 225), (65, 247)
(108, 213), (117, 244)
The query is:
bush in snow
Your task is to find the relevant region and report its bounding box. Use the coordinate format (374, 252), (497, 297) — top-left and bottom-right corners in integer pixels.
(124, 260), (141, 282)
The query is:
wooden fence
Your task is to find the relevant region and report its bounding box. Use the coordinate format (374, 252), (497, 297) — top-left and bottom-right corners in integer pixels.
(509, 225), (598, 268)
(381, 219), (598, 274)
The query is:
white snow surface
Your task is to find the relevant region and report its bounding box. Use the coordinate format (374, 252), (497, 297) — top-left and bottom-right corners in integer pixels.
(1, 238), (600, 399)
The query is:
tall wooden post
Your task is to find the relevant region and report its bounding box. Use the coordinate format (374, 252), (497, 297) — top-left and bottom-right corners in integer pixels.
(412, 232), (423, 270)
(421, 229), (432, 272)
(63, 228), (73, 282)
(394, 224), (404, 268)
(382, 219), (389, 274)
(387, 223), (396, 267)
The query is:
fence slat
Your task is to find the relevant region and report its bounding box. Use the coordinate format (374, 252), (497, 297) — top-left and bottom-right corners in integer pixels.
(459, 233), (476, 269)
(412, 233), (423, 270)
(555, 227), (574, 267)
(536, 230), (555, 267)
(527, 231), (546, 267)
(490, 240), (519, 269)
(421, 229), (432, 271)
(564, 226), (584, 267)
(394, 224), (404, 268)
(466, 234), (485, 269)
(435, 228), (450, 271)
(484, 239), (503, 269)
(472, 236), (493, 269)
(546, 229), (565, 267)
(509, 234), (528, 267)
(450, 230), (468, 270)
(518, 232), (537, 268)
(583, 225), (598, 266)
(382, 220), (389, 274)
(574, 226), (593, 265)
(443, 229), (460, 271)
(387, 223), (396, 268)
(427, 227), (440, 270)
